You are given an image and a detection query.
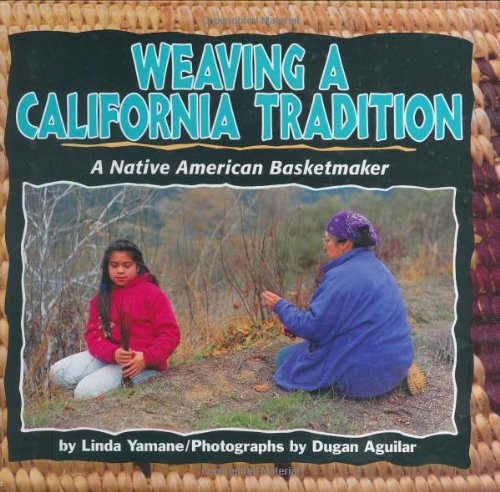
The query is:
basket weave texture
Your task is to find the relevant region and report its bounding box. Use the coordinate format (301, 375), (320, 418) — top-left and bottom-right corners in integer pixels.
(0, 1), (500, 491)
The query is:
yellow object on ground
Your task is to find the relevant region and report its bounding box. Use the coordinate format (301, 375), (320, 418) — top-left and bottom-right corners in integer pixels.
(407, 362), (428, 395)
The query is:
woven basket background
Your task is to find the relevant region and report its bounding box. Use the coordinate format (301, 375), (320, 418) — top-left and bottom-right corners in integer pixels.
(0, 1), (499, 491)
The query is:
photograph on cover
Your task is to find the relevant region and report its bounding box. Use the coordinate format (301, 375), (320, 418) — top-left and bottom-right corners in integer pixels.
(21, 182), (457, 436)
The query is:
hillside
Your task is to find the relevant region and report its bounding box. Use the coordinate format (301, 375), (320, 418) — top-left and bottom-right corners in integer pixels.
(24, 276), (457, 436)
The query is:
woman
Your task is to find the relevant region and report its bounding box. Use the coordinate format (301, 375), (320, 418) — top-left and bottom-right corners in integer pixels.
(262, 211), (414, 398)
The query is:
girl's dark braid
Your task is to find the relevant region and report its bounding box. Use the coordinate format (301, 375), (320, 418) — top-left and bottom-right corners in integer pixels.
(97, 239), (158, 342)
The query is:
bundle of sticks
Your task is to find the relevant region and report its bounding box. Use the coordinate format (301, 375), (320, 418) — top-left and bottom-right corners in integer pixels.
(255, 260), (283, 298)
(117, 307), (133, 388)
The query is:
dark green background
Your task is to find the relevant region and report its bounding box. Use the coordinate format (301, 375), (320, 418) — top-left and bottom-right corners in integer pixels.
(6, 31), (473, 466)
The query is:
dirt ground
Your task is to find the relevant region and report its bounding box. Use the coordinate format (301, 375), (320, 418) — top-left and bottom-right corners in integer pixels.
(24, 276), (457, 436)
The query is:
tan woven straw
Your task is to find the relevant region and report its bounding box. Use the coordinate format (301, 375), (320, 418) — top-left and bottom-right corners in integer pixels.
(406, 363), (427, 396)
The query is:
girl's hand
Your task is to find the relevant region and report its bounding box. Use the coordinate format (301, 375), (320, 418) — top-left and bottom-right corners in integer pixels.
(122, 351), (146, 378)
(261, 290), (281, 310)
(115, 347), (132, 365)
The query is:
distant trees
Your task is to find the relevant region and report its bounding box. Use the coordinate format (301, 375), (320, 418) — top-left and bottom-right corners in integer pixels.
(284, 189), (456, 279)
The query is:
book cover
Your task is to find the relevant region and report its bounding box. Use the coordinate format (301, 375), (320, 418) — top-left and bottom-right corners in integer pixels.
(0, 2), (495, 484)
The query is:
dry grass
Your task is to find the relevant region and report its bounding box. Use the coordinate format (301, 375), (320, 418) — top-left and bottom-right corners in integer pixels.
(396, 244), (453, 283)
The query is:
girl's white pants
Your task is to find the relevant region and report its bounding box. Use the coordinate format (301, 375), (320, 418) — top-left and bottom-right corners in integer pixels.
(49, 351), (160, 399)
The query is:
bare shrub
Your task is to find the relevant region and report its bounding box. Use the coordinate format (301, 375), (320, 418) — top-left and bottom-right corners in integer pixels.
(22, 184), (163, 397)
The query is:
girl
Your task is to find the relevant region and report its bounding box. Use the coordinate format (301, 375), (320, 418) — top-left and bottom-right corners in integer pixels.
(50, 239), (180, 399)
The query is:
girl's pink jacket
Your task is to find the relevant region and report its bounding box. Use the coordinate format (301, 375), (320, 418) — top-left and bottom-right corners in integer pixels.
(85, 274), (180, 370)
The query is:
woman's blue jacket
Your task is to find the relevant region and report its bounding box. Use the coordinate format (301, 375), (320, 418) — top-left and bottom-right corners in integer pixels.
(273, 248), (414, 397)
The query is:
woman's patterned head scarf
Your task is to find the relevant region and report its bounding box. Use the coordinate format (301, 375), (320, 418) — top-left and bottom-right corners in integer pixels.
(325, 210), (378, 246)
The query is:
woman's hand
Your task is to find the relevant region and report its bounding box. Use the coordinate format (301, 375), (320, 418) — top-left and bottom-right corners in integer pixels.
(282, 327), (297, 339)
(115, 347), (132, 365)
(261, 290), (281, 310)
(262, 291), (296, 338)
(122, 351), (146, 378)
